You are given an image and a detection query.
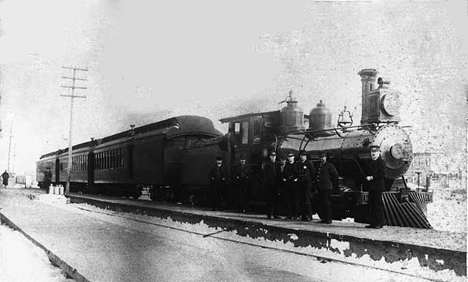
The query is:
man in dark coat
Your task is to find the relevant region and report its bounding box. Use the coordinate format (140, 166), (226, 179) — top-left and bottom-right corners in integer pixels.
(365, 145), (386, 229)
(262, 151), (281, 219)
(276, 155), (287, 210)
(233, 155), (252, 212)
(315, 152), (339, 224)
(297, 150), (316, 221)
(208, 157), (228, 211)
(1, 170), (9, 188)
(44, 168), (52, 192)
(282, 152), (299, 220)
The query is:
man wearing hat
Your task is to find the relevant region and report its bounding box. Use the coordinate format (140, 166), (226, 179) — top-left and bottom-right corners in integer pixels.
(282, 152), (299, 220)
(233, 155), (252, 212)
(315, 151), (339, 224)
(297, 150), (316, 221)
(262, 151), (281, 219)
(365, 145), (386, 229)
(208, 156), (228, 211)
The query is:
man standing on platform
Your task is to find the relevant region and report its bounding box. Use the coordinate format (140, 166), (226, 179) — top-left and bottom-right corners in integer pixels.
(315, 152), (339, 224)
(44, 168), (52, 192)
(263, 151), (280, 219)
(283, 152), (299, 220)
(209, 157), (228, 211)
(297, 150), (316, 221)
(233, 155), (252, 212)
(365, 145), (386, 229)
(1, 170), (9, 188)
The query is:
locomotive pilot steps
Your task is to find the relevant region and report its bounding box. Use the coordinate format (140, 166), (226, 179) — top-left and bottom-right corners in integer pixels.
(37, 68), (434, 229)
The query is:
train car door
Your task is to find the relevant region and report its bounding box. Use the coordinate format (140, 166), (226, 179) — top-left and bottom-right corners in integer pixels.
(55, 158), (60, 183)
(127, 143), (134, 179)
(163, 137), (183, 201)
(88, 152), (95, 186)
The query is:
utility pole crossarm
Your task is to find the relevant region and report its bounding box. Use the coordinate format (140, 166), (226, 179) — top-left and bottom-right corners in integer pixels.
(61, 76), (88, 81)
(60, 85), (88, 90)
(60, 94), (86, 98)
(62, 66), (88, 71)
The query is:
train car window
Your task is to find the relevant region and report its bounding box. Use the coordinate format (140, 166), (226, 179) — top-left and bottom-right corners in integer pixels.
(120, 148), (124, 167)
(105, 151), (108, 169)
(253, 119), (262, 137)
(241, 121), (249, 144)
(234, 122), (240, 134)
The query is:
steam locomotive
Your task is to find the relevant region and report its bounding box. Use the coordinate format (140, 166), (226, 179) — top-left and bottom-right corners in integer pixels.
(36, 69), (433, 228)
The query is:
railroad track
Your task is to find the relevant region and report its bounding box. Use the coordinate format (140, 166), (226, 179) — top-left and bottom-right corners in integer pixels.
(74, 205), (446, 282)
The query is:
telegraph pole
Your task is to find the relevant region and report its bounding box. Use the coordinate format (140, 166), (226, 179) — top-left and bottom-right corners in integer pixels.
(0, 19), (4, 135)
(61, 66), (88, 194)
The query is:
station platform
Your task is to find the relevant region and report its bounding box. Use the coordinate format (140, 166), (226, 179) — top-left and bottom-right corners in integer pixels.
(0, 188), (466, 281)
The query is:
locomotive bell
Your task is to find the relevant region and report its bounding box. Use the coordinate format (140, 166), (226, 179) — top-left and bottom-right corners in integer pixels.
(279, 90), (304, 134)
(308, 100), (332, 134)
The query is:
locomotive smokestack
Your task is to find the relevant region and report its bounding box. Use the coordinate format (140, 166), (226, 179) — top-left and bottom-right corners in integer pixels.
(358, 69), (379, 124)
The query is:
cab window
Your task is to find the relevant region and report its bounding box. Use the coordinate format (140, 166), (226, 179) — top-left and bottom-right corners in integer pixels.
(241, 121), (249, 144)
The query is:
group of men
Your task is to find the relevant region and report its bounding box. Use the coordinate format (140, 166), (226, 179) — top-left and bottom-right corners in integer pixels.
(262, 150), (338, 223)
(208, 145), (386, 229)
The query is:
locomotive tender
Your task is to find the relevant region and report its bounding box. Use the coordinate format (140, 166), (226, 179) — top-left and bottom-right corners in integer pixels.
(36, 69), (433, 228)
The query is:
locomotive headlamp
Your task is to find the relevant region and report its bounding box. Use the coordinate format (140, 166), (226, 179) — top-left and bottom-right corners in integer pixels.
(381, 93), (400, 116)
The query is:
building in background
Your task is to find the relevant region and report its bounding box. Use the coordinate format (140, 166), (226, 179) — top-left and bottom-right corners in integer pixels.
(406, 152), (466, 190)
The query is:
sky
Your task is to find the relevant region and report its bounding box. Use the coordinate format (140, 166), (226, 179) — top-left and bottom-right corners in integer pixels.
(0, 0), (467, 176)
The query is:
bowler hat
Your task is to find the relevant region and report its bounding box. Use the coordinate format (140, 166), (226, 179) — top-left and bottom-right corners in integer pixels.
(299, 150), (307, 156)
(319, 151), (329, 158)
(269, 151), (276, 156)
(370, 145), (381, 152)
(216, 156), (223, 161)
(287, 152), (294, 157)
